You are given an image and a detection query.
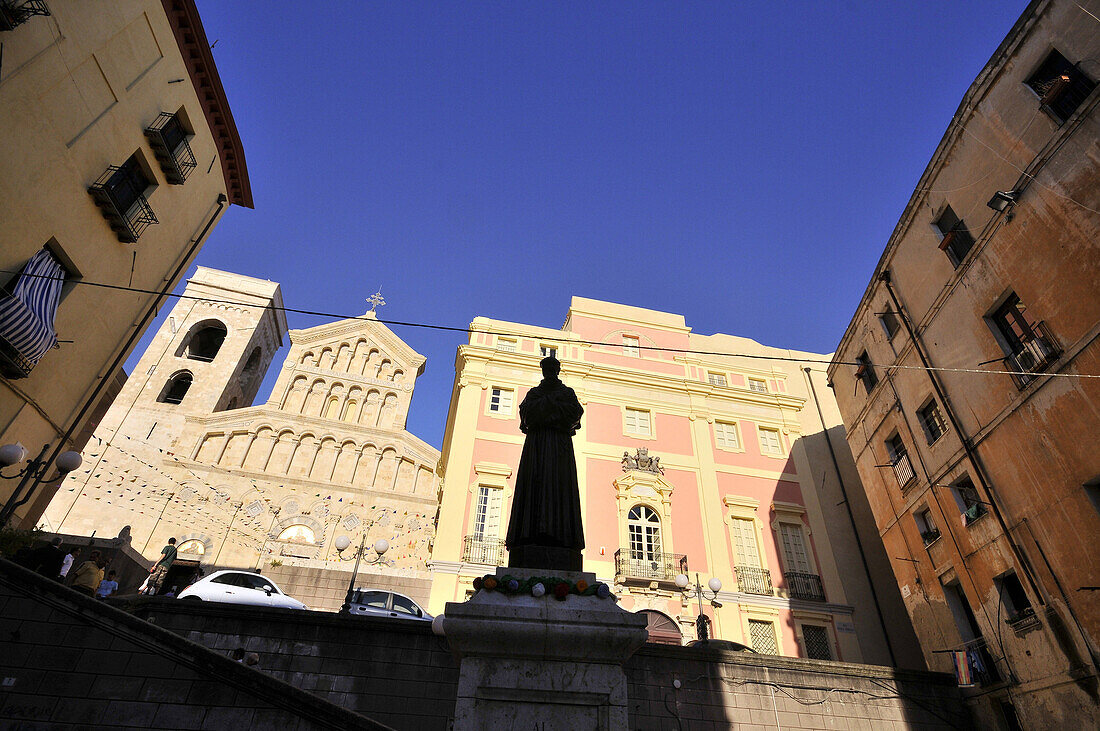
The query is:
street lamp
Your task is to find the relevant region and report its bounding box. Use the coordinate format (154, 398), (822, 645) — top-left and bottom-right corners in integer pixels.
(675, 572), (723, 641)
(336, 532), (390, 611)
(0, 443), (82, 527)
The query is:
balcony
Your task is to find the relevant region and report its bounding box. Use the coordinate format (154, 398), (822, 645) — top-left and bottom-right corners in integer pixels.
(0, 330), (34, 378)
(0, 0), (49, 31)
(461, 536), (506, 566)
(1003, 322), (1061, 389)
(614, 548), (687, 582)
(88, 166), (158, 243)
(920, 529), (941, 547)
(961, 637), (1002, 686)
(962, 502), (987, 526)
(145, 112), (197, 184)
(734, 565), (773, 596)
(786, 571), (826, 602)
(891, 452), (916, 489)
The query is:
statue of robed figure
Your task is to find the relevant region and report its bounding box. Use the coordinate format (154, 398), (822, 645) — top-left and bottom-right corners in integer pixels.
(506, 356), (585, 571)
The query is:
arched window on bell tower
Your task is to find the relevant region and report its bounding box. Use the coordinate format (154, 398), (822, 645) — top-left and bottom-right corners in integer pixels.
(157, 371), (193, 405)
(176, 319), (227, 362)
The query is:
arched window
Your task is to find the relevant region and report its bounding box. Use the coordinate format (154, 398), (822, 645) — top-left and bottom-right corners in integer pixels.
(627, 505), (662, 561)
(157, 371), (193, 404)
(238, 346), (262, 394)
(177, 320), (227, 362)
(177, 539), (205, 555)
(278, 524), (315, 543)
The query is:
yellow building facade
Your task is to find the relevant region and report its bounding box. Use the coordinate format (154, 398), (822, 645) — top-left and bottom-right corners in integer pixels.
(430, 297), (921, 666)
(0, 0), (250, 527)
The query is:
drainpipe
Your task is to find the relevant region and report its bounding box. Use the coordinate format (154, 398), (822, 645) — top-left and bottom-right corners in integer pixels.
(18, 194), (228, 526)
(803, 367), (898, 667)
(878, 270), (1100, 675)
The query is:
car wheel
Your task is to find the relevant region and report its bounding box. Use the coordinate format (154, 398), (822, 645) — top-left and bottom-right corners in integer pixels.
(182, 595), (202, 601)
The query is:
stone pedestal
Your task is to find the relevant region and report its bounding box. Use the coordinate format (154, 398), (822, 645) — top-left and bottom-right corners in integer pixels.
(443, 568), (649, 731)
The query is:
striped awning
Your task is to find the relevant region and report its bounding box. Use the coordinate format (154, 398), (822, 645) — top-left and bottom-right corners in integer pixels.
(0, 248), (66, 367)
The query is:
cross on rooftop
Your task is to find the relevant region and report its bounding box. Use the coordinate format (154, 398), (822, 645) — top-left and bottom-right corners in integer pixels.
(367, 289), (386, 313)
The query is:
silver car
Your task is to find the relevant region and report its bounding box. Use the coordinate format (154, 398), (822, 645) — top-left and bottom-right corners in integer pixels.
(347, 589), (432, 621)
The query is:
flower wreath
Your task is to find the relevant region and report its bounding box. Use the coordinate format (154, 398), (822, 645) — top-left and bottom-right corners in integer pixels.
(472, 574), (612, 601)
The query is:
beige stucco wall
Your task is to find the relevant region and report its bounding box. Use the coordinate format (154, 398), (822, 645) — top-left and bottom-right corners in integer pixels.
(0, 0), (243, 526)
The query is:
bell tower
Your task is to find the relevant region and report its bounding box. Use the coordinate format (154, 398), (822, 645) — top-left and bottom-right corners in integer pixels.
(94, 267), (287, 445)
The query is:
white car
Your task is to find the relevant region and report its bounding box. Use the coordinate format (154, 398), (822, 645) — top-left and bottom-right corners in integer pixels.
(347, 589), (432, 621)
(177, 570), (307, 610)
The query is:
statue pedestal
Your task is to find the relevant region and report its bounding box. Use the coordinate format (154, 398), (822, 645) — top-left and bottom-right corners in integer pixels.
(444, 568), (648, 731)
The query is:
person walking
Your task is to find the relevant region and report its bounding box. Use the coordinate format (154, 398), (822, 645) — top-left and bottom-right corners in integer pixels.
(70, 551), (104, 598)
(145, 537), (177, 595)
(96, 570), (119, 599)
(59, 547), (80, 579)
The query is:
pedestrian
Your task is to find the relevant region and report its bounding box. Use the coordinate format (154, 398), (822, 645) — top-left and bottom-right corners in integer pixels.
(145, 537), (177, 595)
(30, 537), (66, 579)
(164, 585), (178, 598)
(96, 570), (119, 599)
(59, 547), (80, 579)
(69, 551), (104, 598)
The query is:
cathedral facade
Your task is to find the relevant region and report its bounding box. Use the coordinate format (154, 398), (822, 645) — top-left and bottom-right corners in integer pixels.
(43, 267), (439, 609)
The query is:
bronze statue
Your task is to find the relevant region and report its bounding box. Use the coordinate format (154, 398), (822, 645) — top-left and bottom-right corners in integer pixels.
(506, 356), (585, 571)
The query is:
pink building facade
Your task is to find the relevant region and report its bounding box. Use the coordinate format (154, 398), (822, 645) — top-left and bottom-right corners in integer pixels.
(430, 298), (920, 667)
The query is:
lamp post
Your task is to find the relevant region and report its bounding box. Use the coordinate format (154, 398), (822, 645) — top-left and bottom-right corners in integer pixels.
(0, 443), (82, 527)
(336, 532), (390, 612)
(675, 572), (723, 641)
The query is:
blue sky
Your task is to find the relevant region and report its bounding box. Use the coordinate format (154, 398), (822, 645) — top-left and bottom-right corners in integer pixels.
(128, 1), (1027, 448)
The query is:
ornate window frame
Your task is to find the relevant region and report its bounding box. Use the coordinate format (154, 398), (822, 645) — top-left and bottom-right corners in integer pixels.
(613, 468), (675, 557)
(723, 495), (769, 571)
(466, 462), (512, 538)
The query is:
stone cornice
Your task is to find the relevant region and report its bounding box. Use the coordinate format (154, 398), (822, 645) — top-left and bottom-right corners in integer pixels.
(289, 316), (426, 371)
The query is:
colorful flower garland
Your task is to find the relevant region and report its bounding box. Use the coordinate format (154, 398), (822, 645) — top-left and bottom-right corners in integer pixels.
(473, 574), (612, 601)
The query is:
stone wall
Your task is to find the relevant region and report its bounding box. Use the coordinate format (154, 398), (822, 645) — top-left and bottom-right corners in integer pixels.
(132, 598), (969, 731)
(263, 563), (432, 612)
(0, 558), (388, 730)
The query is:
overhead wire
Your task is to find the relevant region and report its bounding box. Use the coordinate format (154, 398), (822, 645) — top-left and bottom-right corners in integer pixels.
(3, 269), (1097, 381)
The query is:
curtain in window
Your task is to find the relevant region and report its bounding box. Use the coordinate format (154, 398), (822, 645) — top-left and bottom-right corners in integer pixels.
(0, 248), (65, 367)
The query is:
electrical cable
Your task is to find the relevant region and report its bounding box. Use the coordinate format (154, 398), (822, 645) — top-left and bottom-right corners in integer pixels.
(3, 269), (1097, 381)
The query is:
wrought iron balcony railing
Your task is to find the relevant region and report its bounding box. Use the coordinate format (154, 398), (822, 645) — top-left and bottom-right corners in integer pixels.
(614, 548), (687, 582)
(145, 112), (197, 184)
(786, 571), (826, 602)
(891, 452), (916, 489)
(0, 0), (50, 31)
(734, 565), (773, 596)
(462, 536), (506, 566)
(0, 331), (34, 379)
(1003, 322), (1061, 389)
(88, 166), (159, 243)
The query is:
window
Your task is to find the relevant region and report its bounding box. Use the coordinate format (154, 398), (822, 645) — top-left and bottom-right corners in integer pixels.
(995, 571), (1033, 624)
(622, 335), (640, 357)
(854, 351), (877, 393)
(177, 539), (205, 555)
(351, 590), (388, 609)
(1085, 478), (1100, 517)
(748, 620), (779, 655)
(917, 399), (948, 444)
(0, 247), (69, 378)
(277, 524), (315, 543)
(157, 371), (193, 405)
(885, 434), (916, 487)
(472, 486), (502, 539)
(88, 153), (158, 242)
(627, 505), (663, 561)
(747, 378), (767, 393)
(540, 345), (557, 359)
(934, 205), (975, 267)
(952, 477), (986, 525)
(879, 307), (901, 340)
(145, 111), (197, 183)
(801, 625), (831, 660)
(391, 594), (423, 617)
(714, 421), (740, 450)
(778, 522), (812, 574)
(729, 518), (761, 568)
(988, 293), (1059, 383)
(914, 508), (939, 545)
(496, 338), (517, 352)
(758, 427), (783, 456)
(1027, 49), (1096, 123)
(707, 372), (727, 386)
(177, 320), (227, 362)
(489, 387), (514, 415)
(624, 407), (651, 436)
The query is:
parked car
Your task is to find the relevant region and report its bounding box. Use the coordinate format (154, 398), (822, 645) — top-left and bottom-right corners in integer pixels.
(177, 570), (307, 610)
(686, 639), (756, 652)
(346, 589), (432, 621)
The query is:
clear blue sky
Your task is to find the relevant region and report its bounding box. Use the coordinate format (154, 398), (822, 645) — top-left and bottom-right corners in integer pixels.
(127, 1), (1027, 449)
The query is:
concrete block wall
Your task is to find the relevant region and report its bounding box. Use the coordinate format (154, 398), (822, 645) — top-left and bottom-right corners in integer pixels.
(263, 563), (432, 612)
(0, 559), (389, 730)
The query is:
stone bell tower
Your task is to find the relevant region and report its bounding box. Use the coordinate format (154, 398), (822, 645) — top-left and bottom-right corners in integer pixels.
(92, 267), (288, 447)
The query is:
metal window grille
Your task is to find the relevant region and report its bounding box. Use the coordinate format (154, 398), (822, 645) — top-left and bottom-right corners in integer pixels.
(802, 625), (831, 660)
(707, 372), (727, 386)
(749, 620), (779, 655)
(919, 402), (948, 443)
(496, 339), (517, 352)
(748, 378), (767, 393)
(145, 112), (197, 184)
